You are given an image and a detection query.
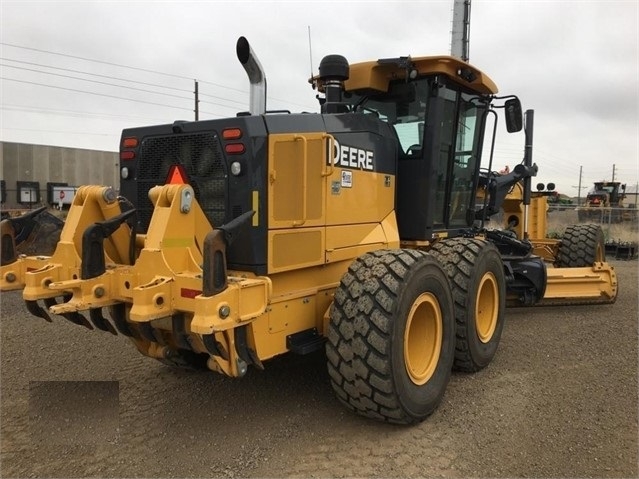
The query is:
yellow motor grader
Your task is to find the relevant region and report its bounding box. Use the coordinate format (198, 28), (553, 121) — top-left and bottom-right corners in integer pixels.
(0, 37), (617, 424)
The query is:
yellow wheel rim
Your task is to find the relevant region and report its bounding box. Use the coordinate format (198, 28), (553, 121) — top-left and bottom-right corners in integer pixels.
(404, 292), (443, 386)
(476, 272), (499, 343)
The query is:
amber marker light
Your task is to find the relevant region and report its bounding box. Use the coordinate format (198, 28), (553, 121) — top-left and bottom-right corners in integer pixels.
(222, 128), (243, 140)
(122, 137), (139, 148)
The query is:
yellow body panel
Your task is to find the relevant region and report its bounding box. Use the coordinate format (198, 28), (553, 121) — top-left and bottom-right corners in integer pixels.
(325, 169), (395, 225)
(268, 133), (327, 229)
(268, 227), (325, 273)
(498, 183), (549, 241)
(326, 211), (399, 263)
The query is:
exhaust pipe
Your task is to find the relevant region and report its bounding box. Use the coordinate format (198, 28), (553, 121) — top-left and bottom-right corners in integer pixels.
(236, 36), (267, 115)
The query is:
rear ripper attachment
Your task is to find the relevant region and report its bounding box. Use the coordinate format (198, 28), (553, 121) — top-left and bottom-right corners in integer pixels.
(0, 206), (63, 262)
(1, 206), (64, 290)
(6, 183), (271, 378)
(1, 186), (129, 293)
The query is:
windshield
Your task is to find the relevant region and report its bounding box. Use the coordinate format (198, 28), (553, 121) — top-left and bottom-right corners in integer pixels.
(345, 79), (431, 155)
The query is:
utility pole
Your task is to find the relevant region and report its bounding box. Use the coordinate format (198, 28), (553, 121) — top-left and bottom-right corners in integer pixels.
(194, 80), (199, 121)
(451, 0), (471, 62)
(573, 165), (585, 206)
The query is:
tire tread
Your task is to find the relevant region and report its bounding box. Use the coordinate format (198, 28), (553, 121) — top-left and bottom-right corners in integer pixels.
(327, 249), (449, 424)
(431, 238), (504, 372)
(557, 224), (605, 267)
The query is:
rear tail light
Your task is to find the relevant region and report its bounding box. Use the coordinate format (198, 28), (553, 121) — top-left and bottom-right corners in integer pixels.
(225, 143), (245, 154)
(121, 136), (138, 161)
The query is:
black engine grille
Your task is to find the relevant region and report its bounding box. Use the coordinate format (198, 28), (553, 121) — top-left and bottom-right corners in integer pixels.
(136, 132), (227, 231)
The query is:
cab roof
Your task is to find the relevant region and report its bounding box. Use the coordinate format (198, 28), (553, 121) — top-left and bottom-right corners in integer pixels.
(312, 55), (498, 96)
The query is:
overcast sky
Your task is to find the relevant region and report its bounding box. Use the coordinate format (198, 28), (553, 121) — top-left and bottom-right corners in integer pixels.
(1, 0), (637, 196)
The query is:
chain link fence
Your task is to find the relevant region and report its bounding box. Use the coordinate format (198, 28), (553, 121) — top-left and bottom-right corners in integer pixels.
(548, 204), (638, 259)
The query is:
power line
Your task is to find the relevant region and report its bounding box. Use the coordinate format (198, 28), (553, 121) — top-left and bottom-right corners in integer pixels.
(2, 64), (256, 113)
(1, 57), (193, 93)
(1, 42), (255, 95)
(198, 92), (250, 107)
(1, 63), (194, 101)
(197, 78), (248, 94)
(2, 42), (318, 111)
(1, 42), (193, 81)
(195, 80), (318, 111)
(2, 77), (193, 112)
(2, 102), (225, 122)
(199, 99), (246, 111)
(3, 127), (117, 137)
(1, 103), (170, 123)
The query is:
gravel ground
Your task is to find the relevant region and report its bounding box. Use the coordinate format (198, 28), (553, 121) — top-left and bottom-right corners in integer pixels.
(0, 260), (637, 478)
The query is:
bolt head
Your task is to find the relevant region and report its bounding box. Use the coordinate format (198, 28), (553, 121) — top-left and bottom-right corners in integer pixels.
(103, 187), (117, 204)
(219, 305), (231, 319)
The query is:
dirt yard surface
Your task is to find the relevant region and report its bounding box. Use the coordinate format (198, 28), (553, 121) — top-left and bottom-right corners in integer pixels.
(1, 260), (637, 478)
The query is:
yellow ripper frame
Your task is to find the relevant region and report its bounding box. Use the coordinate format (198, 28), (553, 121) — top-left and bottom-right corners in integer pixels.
(4, 183), (272, 377)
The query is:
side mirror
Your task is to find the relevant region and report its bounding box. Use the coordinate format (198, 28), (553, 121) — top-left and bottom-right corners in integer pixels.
(505, 98), (523, 133)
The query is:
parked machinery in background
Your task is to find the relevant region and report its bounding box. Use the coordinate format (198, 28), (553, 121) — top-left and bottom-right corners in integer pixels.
(578, 180), (638, 223)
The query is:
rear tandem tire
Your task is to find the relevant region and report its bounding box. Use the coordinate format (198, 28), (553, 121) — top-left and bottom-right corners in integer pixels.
(430, 238), (506, 373)
(326, 249), (455, 424)
(557, 223), (605, 267)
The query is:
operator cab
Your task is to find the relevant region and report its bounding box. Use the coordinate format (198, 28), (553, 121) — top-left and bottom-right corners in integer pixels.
(315, 55), (522, 242)
(345, 77), (487, 238)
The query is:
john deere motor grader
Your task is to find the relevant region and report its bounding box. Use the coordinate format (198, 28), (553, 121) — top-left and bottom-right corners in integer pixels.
(0, 37), (617, 424)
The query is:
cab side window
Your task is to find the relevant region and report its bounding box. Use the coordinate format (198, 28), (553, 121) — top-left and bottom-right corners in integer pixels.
(449, 92), (482, 226)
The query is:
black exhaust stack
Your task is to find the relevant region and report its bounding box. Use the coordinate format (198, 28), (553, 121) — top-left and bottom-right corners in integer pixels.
(522, 109), (535, 239)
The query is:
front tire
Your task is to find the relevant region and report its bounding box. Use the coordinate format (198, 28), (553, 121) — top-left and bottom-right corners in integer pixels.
(326, 249), (455, 424)
(557, 224), (605, 267)
(431, 238), (506, 372)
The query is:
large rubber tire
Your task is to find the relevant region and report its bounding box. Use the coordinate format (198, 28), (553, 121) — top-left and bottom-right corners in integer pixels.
(430, 238), (505, 373)
(326, 249), (455, 424)
(557, 224), (605, 267)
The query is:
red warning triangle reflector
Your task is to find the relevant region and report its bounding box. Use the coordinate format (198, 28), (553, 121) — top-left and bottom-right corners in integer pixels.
(166, 165), (188, 184)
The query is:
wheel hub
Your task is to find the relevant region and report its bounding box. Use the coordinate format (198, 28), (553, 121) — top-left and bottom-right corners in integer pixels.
(476, 272), (498, 343)
(404, 292), (443, 385)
